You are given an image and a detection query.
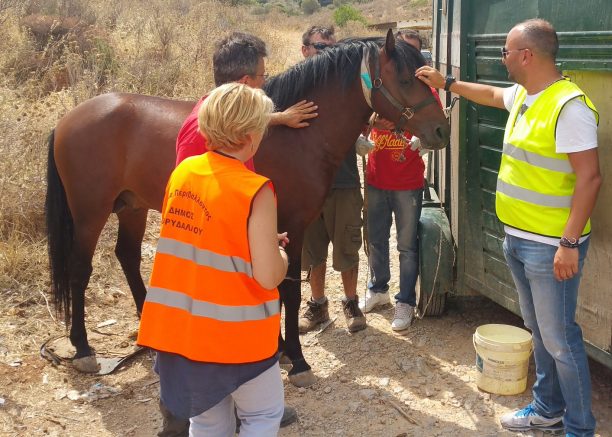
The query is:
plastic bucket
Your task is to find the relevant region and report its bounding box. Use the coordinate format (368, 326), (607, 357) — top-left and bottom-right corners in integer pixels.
(473, 324), (533, 395)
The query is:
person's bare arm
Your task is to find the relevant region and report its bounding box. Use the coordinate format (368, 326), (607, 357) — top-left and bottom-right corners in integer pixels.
(248, 184), (288, 289)
(269, 100), (318, 128)
(554, 148), (602, 281)
(415, 66), (506, 109)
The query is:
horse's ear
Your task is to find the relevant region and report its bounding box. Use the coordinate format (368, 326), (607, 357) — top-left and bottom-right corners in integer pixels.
(385, 29), (396, 55)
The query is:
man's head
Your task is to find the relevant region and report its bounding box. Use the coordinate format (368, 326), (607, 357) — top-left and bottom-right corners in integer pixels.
(213, 32), (268, 88)
(503, 19), (559, 83)
(395, 29), (422, 51)
(301, 25), (336, 58)
(198, 83), (274, 153)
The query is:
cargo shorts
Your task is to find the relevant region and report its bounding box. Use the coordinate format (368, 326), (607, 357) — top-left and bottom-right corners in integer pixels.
(301, 187), (363, 272)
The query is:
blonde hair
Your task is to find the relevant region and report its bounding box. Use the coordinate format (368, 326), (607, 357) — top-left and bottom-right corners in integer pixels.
(198, 83), (274, 151)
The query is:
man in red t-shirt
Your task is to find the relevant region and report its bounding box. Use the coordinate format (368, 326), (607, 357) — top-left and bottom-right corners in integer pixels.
(359, 30), (440, 332)
(175, 32), (317, 168)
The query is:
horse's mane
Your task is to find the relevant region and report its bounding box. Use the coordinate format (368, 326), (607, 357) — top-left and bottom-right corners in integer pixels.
(264, 37), (426, 111)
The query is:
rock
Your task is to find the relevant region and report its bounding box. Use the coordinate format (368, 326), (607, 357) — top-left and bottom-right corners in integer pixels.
(348, 401), (360, 413)
(359, 389), (377, 401)
(66, 390), (81, 401)
(324, 386), (332, 394)
(379, 377), (390, 387)
(415, 357), (431, 376)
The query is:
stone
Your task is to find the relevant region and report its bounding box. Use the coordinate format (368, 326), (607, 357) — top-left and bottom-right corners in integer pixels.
(359, 389), (377, 401)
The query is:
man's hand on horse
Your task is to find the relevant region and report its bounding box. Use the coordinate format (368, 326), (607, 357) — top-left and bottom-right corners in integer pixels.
(272, 100), (318, 128)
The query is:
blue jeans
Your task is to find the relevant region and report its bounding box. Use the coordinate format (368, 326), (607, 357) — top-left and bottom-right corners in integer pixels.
(503, 234), (595, 437)
(366, 185), (423, 306)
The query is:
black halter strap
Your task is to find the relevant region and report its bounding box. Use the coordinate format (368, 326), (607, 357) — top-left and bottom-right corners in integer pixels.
(370, 49), (437, 132)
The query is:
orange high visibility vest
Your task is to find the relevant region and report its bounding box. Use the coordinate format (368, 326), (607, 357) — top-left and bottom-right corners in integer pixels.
(137, 152), (280, 364)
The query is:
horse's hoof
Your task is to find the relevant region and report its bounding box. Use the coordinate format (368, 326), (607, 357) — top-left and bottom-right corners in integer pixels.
(289, 369), (316, 388)
(73, 355), (100, 373)
(279, 353), (292, 371)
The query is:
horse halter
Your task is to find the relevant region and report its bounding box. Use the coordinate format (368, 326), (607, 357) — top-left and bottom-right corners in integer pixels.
(360, 47), (437, 133)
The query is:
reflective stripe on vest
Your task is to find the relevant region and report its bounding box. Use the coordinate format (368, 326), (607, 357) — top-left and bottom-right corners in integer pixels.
(156, 237), (253, 277)
(496, 79), (598, 238)
(137, 152), (280, 364)
(146, 287), (280, 322)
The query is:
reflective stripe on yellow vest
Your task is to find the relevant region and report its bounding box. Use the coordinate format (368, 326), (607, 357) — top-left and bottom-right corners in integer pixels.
(137, 152), (280, 364)
(496, 79), (598, 238)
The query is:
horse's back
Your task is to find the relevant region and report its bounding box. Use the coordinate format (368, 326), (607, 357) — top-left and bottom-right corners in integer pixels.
(54, 93), (195, 213)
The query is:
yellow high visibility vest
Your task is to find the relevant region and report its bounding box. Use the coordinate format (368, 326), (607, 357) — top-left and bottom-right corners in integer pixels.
(137, 152), (280, 364)
(496, 79), (598, 238)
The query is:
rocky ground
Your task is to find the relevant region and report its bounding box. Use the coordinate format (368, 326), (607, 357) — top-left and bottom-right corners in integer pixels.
(1, 231), (611, 436)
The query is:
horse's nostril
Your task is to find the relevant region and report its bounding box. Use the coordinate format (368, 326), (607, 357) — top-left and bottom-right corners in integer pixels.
(435, 124), (450, 143)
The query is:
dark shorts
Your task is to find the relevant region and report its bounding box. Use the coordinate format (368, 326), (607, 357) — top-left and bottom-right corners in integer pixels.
(301, 187), (363, 272)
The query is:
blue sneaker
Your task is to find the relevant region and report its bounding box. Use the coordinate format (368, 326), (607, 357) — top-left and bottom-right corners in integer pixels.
(500, 404), (564, 432)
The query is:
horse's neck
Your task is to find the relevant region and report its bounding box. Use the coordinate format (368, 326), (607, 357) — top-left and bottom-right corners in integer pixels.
(254, 76), (372, 232)
(305, 78), (372, 167)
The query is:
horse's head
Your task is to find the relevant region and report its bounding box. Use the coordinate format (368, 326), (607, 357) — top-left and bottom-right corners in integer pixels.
(367, 30), (450, 150)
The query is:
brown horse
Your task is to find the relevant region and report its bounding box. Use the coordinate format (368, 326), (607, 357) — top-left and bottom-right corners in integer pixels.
(45, 31), (449, 386)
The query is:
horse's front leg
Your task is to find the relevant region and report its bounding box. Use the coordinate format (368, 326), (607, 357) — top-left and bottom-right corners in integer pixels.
(280, 261), (316, 388)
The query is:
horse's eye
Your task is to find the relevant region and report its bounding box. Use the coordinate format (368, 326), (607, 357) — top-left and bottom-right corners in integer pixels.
(400, 79), (413, 86)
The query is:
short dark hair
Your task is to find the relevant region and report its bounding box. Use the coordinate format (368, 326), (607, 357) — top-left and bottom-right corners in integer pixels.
(395, 29), (422, 50)
(302, 25), (335, 46)
(518, 19), (559, 60)
(213, 32), (268, 86)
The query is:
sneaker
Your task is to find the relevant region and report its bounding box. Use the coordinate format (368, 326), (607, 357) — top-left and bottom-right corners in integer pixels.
(391, 302), (415, 331)
(280, 406), (298, 428)
(298, 299), (330, 333)
(342, 297), (366, 332)
(500, 404), (564, 432)
(236, 405), (297, 433)
(358, 290), (390, 313)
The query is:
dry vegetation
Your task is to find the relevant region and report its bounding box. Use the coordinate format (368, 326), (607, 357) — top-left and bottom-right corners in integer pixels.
(0, 0), (409, 300)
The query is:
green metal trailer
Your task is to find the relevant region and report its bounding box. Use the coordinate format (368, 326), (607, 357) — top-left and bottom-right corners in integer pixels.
(430, 0), (612, 369)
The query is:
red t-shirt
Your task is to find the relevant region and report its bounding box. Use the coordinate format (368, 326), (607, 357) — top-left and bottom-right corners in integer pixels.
(175, 96), (255, 170)
(366, 129), (425, 190)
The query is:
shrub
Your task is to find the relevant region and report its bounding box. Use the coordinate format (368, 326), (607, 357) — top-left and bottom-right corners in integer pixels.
(301, 0), (320, 15)
(333, 4), (366, 27)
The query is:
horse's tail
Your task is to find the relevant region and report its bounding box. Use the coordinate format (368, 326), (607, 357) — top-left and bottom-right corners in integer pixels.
(45, 130), (73, 324)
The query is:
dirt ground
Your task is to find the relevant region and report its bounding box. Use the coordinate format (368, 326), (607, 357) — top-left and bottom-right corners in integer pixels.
(1, 222), (611, 437)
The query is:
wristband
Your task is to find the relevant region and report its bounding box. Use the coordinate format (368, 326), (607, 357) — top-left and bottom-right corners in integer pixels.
(444, 75), (456, 92)
(559, 236), (579, 249)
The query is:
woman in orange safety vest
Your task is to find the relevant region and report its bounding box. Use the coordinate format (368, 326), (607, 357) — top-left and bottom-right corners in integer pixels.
(138, 83), (289, 436)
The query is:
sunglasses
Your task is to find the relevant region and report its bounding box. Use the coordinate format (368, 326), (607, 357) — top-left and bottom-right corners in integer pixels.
(254, 73), (269, 79)
(501, 47), (529, 59)
(309, 42), (332, 51)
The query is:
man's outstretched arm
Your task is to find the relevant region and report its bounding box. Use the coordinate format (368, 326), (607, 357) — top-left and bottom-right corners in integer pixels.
(415, 66), (506, 109)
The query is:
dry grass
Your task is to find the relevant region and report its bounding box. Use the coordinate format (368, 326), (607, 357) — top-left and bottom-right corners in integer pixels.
(0, 0), (431, 310)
